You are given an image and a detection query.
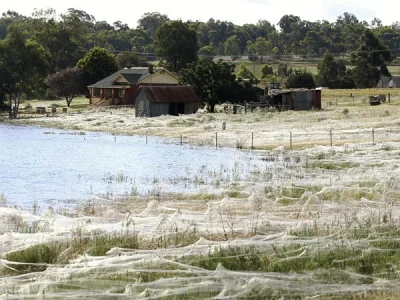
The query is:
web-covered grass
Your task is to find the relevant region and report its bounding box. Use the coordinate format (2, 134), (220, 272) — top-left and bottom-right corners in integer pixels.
(2, 140), (400, 299)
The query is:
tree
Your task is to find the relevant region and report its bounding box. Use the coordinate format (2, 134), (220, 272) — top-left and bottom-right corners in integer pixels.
(316, 52), (338, 88)
(252, 37), (272, 55)
(44, 68), (83, 107)
(224, 35), (241, 59)
(116, 52), (147, 69)
(0, 27), (48, 118)
(180, 59), (234, 112)
(316, 52), (354, 88)
(181, 58), (258, 112)
(138, 12), (169, 39)
(130, 29), (153, 53)
(154, 20), (198, 71)
(237, 63), (256, 80)
(277, 62), (288, 77)
(278, 14), (301, 34)
(285, 69), (316, 89)
(76, 47), (118, 89)
(350, 29), (393, 88)
(260, 64), (274, 79)
(33, 20), (80, 73)
(198, 46), (214, 60)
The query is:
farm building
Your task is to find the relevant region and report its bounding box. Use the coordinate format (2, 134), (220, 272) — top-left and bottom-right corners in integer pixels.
(135, 86), (200, 117)
(88, 65), (179, 106)
(377, 76), (400, 88)
(268, 89), (321, 110)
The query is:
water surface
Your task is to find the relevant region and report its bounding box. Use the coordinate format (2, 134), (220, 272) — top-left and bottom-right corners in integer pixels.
(0, 124), (262, 209)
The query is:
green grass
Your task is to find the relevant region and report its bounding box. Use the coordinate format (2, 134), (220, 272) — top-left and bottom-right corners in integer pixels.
(2, 232), (140, 276)
(310, 161), (359, 170)
(182, 238), (400, 280)
(235, 59), (400, 77)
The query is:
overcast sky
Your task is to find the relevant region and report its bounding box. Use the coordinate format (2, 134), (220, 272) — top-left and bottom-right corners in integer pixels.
(3, 0), (398, 27)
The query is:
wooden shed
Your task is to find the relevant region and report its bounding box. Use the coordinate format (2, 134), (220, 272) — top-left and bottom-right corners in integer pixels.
(271, 89), (321, 110)
(135, 86), (200, 117)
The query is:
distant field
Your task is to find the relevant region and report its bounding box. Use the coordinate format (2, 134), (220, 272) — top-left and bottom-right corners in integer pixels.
(235, 59), (400, 77)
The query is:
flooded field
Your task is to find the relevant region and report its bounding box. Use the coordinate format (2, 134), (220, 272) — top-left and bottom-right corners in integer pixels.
(2, 107), (400, 298)
(0, 124), (263, 210)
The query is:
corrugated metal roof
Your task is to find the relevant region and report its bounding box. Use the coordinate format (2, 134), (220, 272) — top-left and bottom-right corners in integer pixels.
(88, 67), (165, 88)
(138, 86), (199, 103)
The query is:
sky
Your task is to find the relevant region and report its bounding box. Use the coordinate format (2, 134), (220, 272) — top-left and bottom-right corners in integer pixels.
(3, 0), (398, 27)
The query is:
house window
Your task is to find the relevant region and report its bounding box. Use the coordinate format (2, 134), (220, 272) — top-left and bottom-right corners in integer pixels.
(93, 88), (100, 97)
(119, 89), (124, 97)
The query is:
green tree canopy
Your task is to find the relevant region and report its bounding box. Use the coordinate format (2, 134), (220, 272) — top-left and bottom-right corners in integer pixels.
(0, 27), (48, 118)
(154, 20), (198, 71)
(316, 52), (338, 88)
(138, 12), (169, 39)
(224, 35), (241, 59)
(260, 64), (274, 79)
(180, 59), (258, 112)
(316, 52), (355, 88)
(285, 68), (316, 89)
(44, 68), (83, 107)
(237, 63), (256, 80)
(198, 46), (214, 60)
(350, 28), (393, 88)
(116, 52), (147, 69)
(76, 47), (118, 89)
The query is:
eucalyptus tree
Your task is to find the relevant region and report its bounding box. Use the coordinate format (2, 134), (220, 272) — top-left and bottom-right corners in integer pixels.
(0, 27), (48, 118)
(154, 20), (197, 71)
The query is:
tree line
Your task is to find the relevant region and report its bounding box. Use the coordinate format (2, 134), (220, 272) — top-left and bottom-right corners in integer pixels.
(0, 9), (398, 115)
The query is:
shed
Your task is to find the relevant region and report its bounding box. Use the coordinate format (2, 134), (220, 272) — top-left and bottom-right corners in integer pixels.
(272, 89), (321, 110)
(135, 86), (200, 117)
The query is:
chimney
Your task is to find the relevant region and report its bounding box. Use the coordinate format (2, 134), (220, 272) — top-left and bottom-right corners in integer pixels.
(148, 64), (154, 74)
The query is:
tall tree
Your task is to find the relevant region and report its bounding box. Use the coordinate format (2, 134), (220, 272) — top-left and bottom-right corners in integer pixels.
(224, 35), (241, 59)
(180, 59), (236, 112)
(180, 59), (257, 112)
(138, 12), (169, 39)
(350, 29), (393, 88)
(154, 20), (198, 71)
(316, 52), (338, 88)
(44, 68), (83, 107)
(0, 27), (48, 118)
(76, 47), (118, 89)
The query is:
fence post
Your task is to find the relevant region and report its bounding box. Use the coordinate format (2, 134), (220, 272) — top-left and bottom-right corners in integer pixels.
(389, 93), (391, 103)
(146, 134), (148, 144)
(330, 130), (333, 147)
(372, 128), (375, 143)
(290, 131), (292, 151)
(181, 134), (183, 146)
(215, 132), (218, 149)
(251, 132), (254, 150)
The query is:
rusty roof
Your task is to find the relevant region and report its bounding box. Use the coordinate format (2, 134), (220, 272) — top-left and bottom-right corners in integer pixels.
(137, 86), (199, 103)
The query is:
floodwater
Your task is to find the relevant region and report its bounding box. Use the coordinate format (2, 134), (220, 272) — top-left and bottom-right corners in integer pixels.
(0, 124), (263, 209)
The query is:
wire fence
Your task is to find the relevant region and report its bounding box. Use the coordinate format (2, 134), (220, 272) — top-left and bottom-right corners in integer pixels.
(150, 127), (400, 151)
